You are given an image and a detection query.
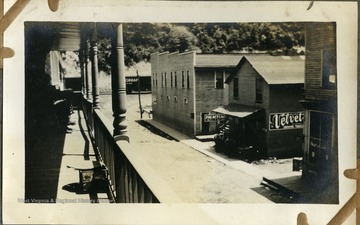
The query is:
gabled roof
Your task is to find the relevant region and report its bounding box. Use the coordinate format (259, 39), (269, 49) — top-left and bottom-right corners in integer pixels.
(225, 55), (305, 85)
(195, 54), (243, 68)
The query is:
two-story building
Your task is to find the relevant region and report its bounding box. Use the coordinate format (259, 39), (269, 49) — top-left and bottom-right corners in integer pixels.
(213, 55), (305, 158)
(300, 23), (338, 196)
(151, 51), (306, 158)
(151, 52), (242, 137)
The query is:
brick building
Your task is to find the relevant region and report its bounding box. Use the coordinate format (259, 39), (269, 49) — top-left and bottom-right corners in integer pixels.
(151, 52), (243, 136)
(213, 55), (305, 158)
(300, 22), (338, 201)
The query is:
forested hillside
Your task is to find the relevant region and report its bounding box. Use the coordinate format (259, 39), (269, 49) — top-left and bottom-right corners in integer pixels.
(97, 22), (305, 74)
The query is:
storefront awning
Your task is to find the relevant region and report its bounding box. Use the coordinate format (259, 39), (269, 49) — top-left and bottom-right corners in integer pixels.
(212, 104), (263, 118)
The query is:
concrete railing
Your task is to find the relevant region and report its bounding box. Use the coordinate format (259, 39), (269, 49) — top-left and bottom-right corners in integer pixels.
(82, 97), (181, 203)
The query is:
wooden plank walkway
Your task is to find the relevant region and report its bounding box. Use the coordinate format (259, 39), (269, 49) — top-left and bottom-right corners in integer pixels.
(25, 109), (110, 203)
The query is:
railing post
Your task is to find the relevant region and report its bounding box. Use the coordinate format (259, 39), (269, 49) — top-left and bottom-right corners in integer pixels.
(91, 23), (100, 108)
(79, 49), (85, 96)
(111, 23), (128, 140)
(85, 39), (92, 99)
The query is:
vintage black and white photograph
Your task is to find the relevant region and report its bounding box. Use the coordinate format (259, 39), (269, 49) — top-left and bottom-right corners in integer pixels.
(24, 21), (338, 204)
(2, 1), (357, 224)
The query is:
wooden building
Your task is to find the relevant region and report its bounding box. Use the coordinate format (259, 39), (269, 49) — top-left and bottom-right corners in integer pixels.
(151, 52), (242, 136)
(214, 55), (305, 158)
(300, 23), (338, 197)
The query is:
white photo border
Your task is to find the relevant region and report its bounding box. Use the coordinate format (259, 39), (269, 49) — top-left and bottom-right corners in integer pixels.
(2, 1), (357, 224)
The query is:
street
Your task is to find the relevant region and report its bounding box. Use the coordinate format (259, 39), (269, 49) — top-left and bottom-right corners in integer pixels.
(98, 93), (290, 203)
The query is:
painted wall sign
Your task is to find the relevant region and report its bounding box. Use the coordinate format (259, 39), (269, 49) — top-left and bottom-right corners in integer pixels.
(204, 114), (226, 122)
(269, 111), (304, 130)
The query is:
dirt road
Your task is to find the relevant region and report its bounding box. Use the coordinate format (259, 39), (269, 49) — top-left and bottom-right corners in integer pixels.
(99, 93), (272, 203)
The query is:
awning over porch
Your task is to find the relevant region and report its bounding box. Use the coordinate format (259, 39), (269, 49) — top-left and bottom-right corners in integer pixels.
(212, 104), (263, 118)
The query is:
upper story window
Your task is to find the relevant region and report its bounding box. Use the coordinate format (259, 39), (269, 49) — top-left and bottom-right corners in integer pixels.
(322, 48), (336, 89)
(164, 72), (167, 88)
(174, 72), (177, 88)
(153, 73), (155, 87)
(215, 70), (224, 89)
(170, 72), (173, 88)
(255, 77), (263, 103)
(233, 78), (239, 99)
(182, 71), (185, 88)
(161, 73), (164, 88)
(187, 71), (190, 89)
(155, 73), (158, 87)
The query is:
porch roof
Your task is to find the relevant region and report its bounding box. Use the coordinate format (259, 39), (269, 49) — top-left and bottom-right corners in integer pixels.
(212, 104), (263, 118)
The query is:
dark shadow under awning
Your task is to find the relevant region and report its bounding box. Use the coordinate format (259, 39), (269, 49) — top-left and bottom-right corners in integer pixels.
(212, 104), (263, 118)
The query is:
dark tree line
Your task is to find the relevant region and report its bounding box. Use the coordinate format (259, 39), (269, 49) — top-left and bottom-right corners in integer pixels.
(97, 22), (305, 74)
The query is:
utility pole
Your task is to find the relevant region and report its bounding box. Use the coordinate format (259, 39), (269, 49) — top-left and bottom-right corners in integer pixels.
(137, 70), (143, 119)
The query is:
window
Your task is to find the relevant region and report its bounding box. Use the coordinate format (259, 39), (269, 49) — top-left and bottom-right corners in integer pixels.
(164, 72), (167, 88)
(187, 71), (190, 89)
(161, 73), (164, 87)
(153, 73), (155, 87)
(215, 71), (224, 89)
(182, 71), (185, 88)
(255, 77), (263, 103)
(184, 98), (188, 104)
(155, 73), (158, 87)
(174, 96), (177, 102)
(322, 48), (336, 88)
(308, 111), (334, 164)
(233, 78), (239, 99)
(170, 72), (173, 88)
(175, 72), (177, 88)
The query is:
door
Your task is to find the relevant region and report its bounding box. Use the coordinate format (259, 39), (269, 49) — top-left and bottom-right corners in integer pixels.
(201, 113), (210, 134)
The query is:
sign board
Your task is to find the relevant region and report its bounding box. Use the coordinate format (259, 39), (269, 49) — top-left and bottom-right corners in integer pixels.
(204, 114), (226, 122)
(269, 111), (304, 130)
(126, 77), (139, 83)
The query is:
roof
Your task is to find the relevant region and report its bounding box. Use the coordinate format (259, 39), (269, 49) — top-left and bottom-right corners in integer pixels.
(212, 104), (263, 118)
(195, 54), (242, 68)
(125, 61), (151, 76)
(225, 55), (305, 85)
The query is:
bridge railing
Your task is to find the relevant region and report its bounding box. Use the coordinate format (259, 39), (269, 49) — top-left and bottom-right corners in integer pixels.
(82, 97), (181, 203)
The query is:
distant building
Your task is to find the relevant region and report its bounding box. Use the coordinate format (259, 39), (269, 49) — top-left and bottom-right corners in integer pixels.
(214, 55), (305, 158)
(125, 61), (152, 93)
(300, 23), (338, 198)
(151, 52), (240, 136)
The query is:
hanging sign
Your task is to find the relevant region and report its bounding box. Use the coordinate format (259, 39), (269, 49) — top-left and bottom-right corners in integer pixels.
(204, 114), (226, 122)
(269, 111), (304, 130)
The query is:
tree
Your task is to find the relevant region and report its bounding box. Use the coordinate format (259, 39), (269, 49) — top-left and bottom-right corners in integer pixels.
(96, 22), (305, 74)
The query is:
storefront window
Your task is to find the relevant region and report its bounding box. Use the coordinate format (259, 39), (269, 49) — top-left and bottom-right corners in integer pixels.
(308, 111), (333, 164)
